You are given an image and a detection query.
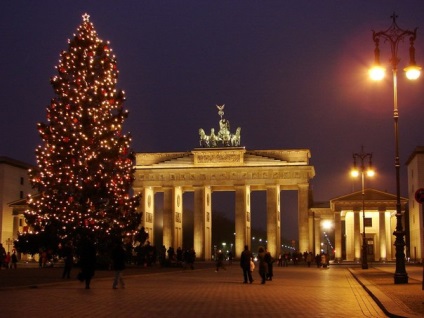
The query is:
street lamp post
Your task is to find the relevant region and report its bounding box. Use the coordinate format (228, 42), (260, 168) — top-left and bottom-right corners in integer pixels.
(370, 13), (421, 284)
(351, 148), (374, 270)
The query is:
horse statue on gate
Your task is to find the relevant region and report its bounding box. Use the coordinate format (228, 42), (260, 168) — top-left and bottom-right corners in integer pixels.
(197, 104), (242, 148)
(199, 128), (210, 147)
(218, 118), (231, 146)
(209, 128), (218, 147)
(230, 127), (241, 147)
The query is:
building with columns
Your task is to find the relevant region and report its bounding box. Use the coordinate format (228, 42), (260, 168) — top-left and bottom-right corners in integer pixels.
(133, 147), (315, 260)
(406, 146), (424, 262)
(325, 189), (407, 263)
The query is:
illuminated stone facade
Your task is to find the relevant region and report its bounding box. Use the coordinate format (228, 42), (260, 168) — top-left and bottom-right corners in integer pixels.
(325, 189), (407, 262)
(133, 147), (315, 260)
(406, 147), (424, 263)
(0, 157), (35, 250)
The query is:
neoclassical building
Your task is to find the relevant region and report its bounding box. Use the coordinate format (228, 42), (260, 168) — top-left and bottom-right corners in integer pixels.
(133, 148), (315, 260)
(406, 146), (424, 262)
(318, 189), (408, 262)
(0, 157), (35, 250)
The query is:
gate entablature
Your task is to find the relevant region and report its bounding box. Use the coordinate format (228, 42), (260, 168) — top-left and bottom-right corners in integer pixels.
(134, 148), (314, 191)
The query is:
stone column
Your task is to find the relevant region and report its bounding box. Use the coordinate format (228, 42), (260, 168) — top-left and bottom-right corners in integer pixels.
(314, 214), (321, 255)
(354, 210), (361, 261)
(163, 188), (173, 249)
(235, 186), (251, 258)
(334, 212), (342, 263)
(298, 184), (310, 253)
(12, 214), (19, 240)
(136, 187), (155, 245)
(308, 212), (314, 254)
(379, 209), (387, 261)
(173, 186), (183, 250)
(266, 185), (280, 258)
(194, 186), (212, 260)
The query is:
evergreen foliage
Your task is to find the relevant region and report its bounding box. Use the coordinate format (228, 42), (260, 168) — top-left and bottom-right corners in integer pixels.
(17, 14), (141, 255)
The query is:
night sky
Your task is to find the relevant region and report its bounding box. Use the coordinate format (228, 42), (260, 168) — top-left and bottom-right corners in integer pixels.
(2, 1), (424, 241)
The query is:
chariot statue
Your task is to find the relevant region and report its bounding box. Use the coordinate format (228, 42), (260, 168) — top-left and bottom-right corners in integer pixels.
(198, 104), (241, 148)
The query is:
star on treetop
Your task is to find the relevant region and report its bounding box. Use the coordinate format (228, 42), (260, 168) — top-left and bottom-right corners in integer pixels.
(82, 13), (90, 22)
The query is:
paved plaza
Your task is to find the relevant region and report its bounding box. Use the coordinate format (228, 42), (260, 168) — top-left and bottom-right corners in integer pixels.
(0, 263), (422, 318)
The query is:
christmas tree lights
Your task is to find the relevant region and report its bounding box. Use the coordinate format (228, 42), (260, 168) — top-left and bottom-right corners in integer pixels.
(21, 13), (140, 250)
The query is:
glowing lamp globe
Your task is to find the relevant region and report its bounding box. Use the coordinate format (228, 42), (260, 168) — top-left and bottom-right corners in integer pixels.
(369, 65), (385, 81)
(404, 65), (421, 80)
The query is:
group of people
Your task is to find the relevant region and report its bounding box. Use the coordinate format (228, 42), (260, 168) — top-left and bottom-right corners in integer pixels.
(0, 244), (18, 269)
(164, 246), (197, 269)
(73, 237), (128, 290)
(276, 251), (330, 268)
(240, 245), (274, 284)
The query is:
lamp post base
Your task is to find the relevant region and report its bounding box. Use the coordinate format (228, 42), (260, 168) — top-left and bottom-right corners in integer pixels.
(394, 273), (408, 284)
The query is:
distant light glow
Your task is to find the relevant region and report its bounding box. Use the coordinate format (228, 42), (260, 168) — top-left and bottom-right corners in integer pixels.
(322, 220), (333, 230)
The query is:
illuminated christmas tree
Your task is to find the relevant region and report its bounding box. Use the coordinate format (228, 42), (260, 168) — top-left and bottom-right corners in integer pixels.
(21, 14), (141, 251)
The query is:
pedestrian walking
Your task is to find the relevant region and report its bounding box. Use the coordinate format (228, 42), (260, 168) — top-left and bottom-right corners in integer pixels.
(0, 243), (5, 269)
(306, 252), (313, 267)
(111, 241), (126, 289)
(315, 253), (321, 268)
(62, 241), (74, 279)
(11, 250), (18, 269)
(5, 252), (11, 269)
(257, 246), (268, 284)
(228, 250), (233, 266)
(184, 248), (196, 270)
(283, 253), (289, 267)
(78, 236), (96, 289)
(240, 245), (253, 284)
(265, 249), (274, 281)
(215, 249), (226, 272)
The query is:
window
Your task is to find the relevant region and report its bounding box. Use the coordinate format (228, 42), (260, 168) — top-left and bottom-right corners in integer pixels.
(20, 177), (24, 185)
(20, 191), (24, 199)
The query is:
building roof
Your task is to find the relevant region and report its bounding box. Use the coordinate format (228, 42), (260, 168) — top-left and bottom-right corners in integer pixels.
(405, 146), (424, 165)
(0, 156), (35, 170)
(330, 188), (407, 212)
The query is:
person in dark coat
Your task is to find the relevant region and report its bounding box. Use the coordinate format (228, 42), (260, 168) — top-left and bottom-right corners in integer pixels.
(265, 249), (274, 281)
(79, 237), (96, 289)
(112, 241), (126, 289)
(215, 250), (226, 271)
(62, 241), (74, 279)
(240, 245), (253, 284)
(11, 250), (18, 269)
(257, 246), (268, 284)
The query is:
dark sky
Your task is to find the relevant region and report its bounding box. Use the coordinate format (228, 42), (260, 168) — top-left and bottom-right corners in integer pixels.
(2, 1), (424, 241)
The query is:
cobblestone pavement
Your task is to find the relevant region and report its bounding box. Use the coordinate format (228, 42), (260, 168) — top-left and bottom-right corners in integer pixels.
(2, 262), (422, 318)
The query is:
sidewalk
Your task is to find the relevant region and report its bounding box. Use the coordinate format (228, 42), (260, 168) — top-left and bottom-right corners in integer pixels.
(348, 265), (423, 317)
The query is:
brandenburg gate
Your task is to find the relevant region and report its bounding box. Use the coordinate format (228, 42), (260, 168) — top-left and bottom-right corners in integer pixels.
(133, 106), (315, 260)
